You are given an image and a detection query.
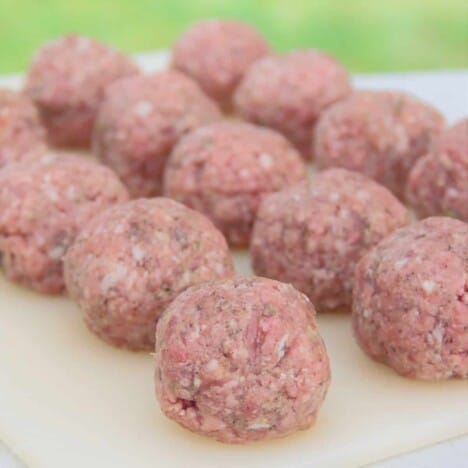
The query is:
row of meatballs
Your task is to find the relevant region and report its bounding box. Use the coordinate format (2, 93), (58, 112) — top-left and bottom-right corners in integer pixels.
(0, 164), (466, 442)
(1, 160), (466, 442)
(0, 21), (467, 445)
(1, 22), (467, 228)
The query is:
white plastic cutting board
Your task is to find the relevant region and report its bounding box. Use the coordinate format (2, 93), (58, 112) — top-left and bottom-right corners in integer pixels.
(0, 53), (467, 468)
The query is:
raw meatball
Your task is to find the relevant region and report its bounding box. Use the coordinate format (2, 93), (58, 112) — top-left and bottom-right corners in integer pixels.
(0, 89), (46, 168)
(155, 276), (330, 443)
(172, 20), (270, 109)
(92, 72), (222, 197)
(314, 90), (445, 197)
(64, 198), (234, 350)
(24, 35), (138, 147)
(234, 50), (351, 157)
(164, 121), (306, 246)
(0, 154), (129, 294)
(251, 169), (408, 311)
(352, 217), (468, 380)
(406, 118), (468, 221)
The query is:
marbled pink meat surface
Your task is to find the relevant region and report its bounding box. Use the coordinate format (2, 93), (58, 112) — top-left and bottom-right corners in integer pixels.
(352, 217), (468, 380)
(0, 88), (46, 168)
(406, 118), (468, 221)
(164, 121), (306, 246)
(64, 198), (234, 351)
(24, 35), (138, 147)
(172, 20), (270, 109)
(155, 276), (330, 443)
(93, 71), (221, 197)
(251, 168), (408, 311)
(314, 90), (445, 198)
(0, 153), (129, 294)
(234, 50), (351, 157)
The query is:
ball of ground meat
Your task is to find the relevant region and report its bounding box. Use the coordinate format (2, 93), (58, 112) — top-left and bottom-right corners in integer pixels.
(172, 20), (270, 109)
(314, 90), (445, 198)
(92, 72), (222, 197)
(163, 121), (306, 246)
(0, 154), (129, 294)
(24, 35), (139, 147)
(352, 217), (468, 380)
(251, 168), (409, 311)
(64, 198), (234, 350)
(155, 276), (330, 444)
(406, 118), (467, 221)
(0, 89), (46, 168)
(234, 50), (351, 157)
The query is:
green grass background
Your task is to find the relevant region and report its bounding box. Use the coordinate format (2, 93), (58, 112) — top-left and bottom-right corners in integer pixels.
(0, 0), (467, 74)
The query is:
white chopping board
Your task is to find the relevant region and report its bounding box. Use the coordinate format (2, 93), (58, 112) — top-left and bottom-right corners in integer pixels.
(0, 53), (467, 468)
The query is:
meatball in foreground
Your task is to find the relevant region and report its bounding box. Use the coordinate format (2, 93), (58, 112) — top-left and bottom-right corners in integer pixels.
(234, 50), (351, 157)
(406, 118), (467, 221)
(251, 169), (408, 311)
(0, 154), (129, 294)
(155, 276), (330, 444)
(314, 90), (445, 197)
(0, 89), (45, 168)
(164, 121), (306, 246)
(64, 198), (234, 350)
(24, 35), (138, 147)
(93, 72), (222, 197)
(172, 20), (270, 108)
(352, 217), (468, 380)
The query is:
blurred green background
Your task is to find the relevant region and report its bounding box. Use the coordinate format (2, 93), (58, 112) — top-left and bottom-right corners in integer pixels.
(0, 0), (467, 74)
